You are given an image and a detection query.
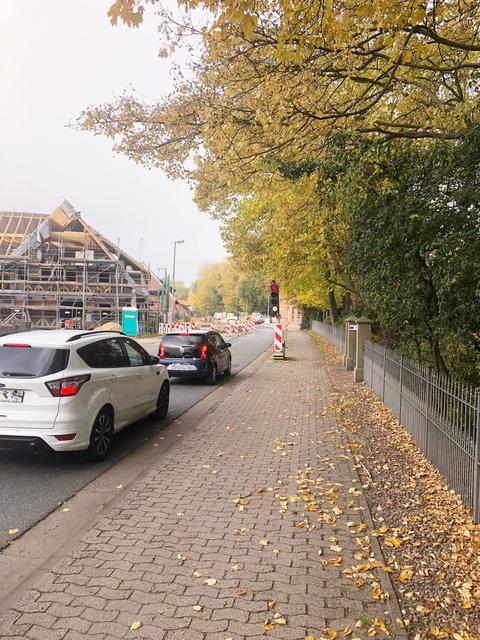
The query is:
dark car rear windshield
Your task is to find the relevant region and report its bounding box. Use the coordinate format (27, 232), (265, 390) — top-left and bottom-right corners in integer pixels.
(161, 335), (203, 346)
(0, 346), (69, 378)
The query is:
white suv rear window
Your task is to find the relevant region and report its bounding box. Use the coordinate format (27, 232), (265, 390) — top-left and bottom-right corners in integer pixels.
(0, 346), (69, 378)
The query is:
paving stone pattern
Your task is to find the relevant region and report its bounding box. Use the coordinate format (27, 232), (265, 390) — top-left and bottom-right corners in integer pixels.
(0, 332), (403, 639)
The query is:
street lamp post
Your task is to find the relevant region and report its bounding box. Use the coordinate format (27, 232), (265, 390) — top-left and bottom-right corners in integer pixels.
(157, 267), (167, 326)
(171, 240), (185, 322)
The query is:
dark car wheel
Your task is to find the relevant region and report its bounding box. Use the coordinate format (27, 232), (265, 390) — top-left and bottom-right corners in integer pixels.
(152, 381), (170, 419)
(224, 357), (232, 376)
(86, 408), (114, 462)
(205, 363), (217, 385)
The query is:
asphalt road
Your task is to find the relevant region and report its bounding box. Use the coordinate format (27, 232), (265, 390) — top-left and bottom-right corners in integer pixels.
(0, 326), (273, 550)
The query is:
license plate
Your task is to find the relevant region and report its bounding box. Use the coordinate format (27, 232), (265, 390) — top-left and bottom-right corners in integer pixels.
(167, 364), (197, 371)
(0, 389), (24, 403)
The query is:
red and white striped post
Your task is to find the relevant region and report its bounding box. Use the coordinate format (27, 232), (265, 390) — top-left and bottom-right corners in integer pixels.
(273, 322), (284, 359)
(226, 323), (231, 338)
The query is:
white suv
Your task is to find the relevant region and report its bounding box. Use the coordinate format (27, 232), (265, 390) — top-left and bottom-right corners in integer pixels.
(0, 330), (170, 460)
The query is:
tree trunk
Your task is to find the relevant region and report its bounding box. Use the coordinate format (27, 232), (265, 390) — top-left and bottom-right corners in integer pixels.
(431, 337), (448, 376)
(342, 292), (352, 312)
(327, 289), (339, 324)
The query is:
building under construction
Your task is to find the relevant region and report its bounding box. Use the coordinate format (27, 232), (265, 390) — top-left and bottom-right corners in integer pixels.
(0, 200), (170, 332)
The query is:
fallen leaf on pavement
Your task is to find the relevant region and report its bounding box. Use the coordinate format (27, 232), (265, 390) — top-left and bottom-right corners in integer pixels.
(192, 605), (203, 612)
(374, 618), (389, 635)
(130, 621), (142, 630)
(273, 613), (287, 625)
(204, 578), (217, 586)
(8, 528), (18, 535)
(264, 619), (275, 631)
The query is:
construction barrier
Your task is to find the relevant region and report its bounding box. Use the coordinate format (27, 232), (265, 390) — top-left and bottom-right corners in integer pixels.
(274, 323), (283, 357)
(159, 323), (192, 334)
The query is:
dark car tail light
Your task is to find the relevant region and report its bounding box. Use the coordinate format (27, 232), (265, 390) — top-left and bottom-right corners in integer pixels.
(200, 343), (208, 360)
(159, 344), (166, 359)
(45, 374), (91, 397)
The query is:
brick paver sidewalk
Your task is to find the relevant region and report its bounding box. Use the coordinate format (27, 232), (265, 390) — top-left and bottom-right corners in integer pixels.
(0, 332), (405, 640)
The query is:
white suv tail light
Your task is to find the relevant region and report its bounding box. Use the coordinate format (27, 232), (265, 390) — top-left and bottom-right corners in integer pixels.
(45, 374), (91, 397)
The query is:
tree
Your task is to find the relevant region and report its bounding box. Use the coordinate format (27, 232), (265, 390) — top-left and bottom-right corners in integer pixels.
(84, 1), (480, 187)
(218, 260), (241, 313)
(237, 271), (268, 314)
(342, 129), (480, 379)
(172, 280), (189, 300)
(190, 263), (224, 315)
(190, 260), (269, 315)
(81, 1), (480, 379)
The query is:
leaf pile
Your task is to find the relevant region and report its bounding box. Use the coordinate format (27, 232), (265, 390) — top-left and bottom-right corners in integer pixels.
(310, 332), (480, 640)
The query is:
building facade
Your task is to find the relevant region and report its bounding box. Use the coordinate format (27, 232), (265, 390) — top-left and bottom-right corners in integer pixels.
(0, 200), (167, 332)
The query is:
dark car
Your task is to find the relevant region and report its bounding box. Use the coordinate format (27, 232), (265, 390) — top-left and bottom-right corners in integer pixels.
(158, 331), (232, 385)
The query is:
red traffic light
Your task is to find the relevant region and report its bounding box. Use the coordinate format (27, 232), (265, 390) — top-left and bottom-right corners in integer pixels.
(270, 283), (279, 293)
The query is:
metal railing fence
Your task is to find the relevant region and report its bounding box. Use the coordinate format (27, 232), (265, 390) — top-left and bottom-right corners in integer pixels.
(364, 341), (480, 519)
(311, 319), (345, 356)
(310, 319), (480, 521)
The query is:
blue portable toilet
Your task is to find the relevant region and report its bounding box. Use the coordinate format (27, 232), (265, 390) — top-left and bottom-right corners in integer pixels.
(122, 307), (138, 336)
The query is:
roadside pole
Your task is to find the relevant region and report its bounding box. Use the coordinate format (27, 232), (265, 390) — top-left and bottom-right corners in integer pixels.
(273, 321), (285, 360)
(270, 280), (286, 360)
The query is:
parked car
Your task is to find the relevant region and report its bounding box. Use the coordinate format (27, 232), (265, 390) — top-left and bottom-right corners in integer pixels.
(159, 330), (232, 384)
(0, 330), (170, 461)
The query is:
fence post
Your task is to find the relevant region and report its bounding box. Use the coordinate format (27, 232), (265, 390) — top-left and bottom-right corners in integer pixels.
(370, 343), (374, 388)
(398, 355), (404, 424)
(353, 317), (372, 383)
(425, 367), (432, 458)
(473, 391), (480, 523)
(344, 316), (356, 371)
(382, 346), (387, 401)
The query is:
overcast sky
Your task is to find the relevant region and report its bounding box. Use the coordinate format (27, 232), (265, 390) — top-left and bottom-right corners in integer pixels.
(0, 0), (226, 285)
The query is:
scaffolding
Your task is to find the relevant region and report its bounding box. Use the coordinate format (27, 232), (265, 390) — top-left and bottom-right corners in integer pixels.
(0, 201), (162, 332)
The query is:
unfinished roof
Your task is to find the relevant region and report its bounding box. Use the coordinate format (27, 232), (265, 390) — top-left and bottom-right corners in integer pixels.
(0, 212), (48, 254)
(0, 200), (161, 293)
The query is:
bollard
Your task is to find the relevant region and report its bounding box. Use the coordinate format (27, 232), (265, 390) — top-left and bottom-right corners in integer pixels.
(273, 323), (284, 359)
(353, 317), (372, 383)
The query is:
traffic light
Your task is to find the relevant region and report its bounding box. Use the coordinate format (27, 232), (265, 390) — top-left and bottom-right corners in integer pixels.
(270, 281), (280, 317)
